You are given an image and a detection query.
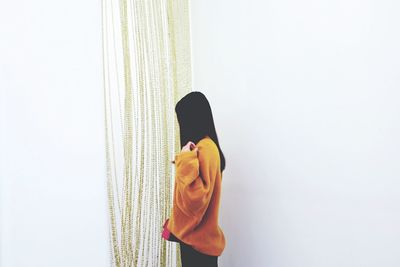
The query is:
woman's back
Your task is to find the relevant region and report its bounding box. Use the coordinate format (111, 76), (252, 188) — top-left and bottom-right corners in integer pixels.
(166, 136), (226, 257)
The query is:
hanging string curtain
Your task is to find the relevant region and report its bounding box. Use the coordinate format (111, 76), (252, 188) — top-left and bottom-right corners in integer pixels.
(102, 0), (192, 266)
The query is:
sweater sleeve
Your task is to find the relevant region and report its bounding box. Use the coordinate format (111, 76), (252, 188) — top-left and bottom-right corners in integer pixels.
(174, 146), (218, 218)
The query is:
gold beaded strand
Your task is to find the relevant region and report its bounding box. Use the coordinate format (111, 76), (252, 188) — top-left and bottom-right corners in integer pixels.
(102, 0), (192, 266)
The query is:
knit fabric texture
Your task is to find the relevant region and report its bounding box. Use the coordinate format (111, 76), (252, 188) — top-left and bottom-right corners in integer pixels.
(165, 136), (225, 256)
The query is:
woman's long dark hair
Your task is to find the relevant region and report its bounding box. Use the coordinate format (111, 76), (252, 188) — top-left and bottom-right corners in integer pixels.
(175, 91), (226, 173)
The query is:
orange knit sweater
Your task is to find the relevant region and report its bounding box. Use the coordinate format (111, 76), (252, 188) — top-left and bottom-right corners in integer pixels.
(165, 136), (225, 256)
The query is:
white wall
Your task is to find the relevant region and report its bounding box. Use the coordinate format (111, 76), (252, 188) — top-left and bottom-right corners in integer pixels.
(0, 1), (109, 266)
(190, 0), (400, 266)
(2, 0), (400, 266)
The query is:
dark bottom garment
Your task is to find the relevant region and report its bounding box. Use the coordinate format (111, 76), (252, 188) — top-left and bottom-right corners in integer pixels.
(179, 241), (218, 267)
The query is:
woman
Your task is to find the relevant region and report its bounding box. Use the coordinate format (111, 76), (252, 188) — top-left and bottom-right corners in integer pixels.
(162, 91), (226, 267)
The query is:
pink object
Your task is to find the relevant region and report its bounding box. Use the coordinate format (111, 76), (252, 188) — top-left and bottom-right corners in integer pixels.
(162, 219), (171, 240)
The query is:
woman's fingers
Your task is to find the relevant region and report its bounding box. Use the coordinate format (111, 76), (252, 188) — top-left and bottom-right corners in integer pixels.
(181, 141), (197, 152)
(181, 142), (190, 152)
(188, 142), (198, 152)
(173, 141), (198, 163)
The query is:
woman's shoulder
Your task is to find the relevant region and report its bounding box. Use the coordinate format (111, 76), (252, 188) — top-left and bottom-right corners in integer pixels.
(197, 136), (216, 149)
(197, 137), (219, 161)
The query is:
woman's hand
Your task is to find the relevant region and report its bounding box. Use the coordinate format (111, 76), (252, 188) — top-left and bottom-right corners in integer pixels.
(171, 141), (198, 164)
(181, 141), (198, 153)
